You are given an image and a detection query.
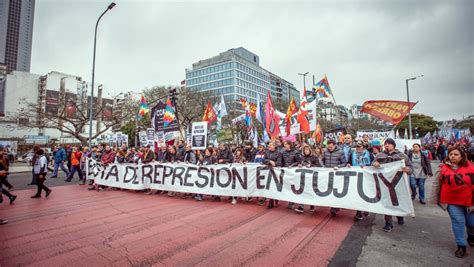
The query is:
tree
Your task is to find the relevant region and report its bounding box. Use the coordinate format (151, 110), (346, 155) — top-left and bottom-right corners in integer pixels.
(454, 118), (474, 134)
(395, 113), (440, 138)
(8, 94), (130, 146)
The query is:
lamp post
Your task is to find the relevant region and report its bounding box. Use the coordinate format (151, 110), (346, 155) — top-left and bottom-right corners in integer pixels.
(405, 75), (423, 139)
(298, 72), (309, 90)
(88, 2), (116, 148)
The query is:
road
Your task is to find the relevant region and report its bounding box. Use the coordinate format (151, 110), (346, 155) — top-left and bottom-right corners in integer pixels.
(6, 172), (82, 191)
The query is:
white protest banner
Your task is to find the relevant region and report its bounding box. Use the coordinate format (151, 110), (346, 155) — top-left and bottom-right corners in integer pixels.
(357, 131), (394, 141)
(87, 160), (414, 217)
(191, 122), (208, 150)
(395, 138), (421, 151)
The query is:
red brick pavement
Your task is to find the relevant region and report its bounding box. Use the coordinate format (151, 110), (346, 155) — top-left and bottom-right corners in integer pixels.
(0, 185), (354, 266)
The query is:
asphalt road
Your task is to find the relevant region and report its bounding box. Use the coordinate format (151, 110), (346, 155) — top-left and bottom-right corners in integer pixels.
(6, 172), (82, 191)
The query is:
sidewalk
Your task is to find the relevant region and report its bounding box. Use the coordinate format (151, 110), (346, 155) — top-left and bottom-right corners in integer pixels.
(8, 162), (32, 174)
(356, 163), (473, 266)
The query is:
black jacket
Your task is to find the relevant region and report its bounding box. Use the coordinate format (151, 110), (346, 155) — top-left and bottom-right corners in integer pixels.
(281, 149), (301, 167)
(263, 149), (283, 167)
(301, 154), (322, 167)
(244, 148), (256, 163)
(217, 148), (234, 163)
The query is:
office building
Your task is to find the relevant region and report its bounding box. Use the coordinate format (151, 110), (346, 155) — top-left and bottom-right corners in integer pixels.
(0, 0), (35, 73)
(185, 47), (299, 109)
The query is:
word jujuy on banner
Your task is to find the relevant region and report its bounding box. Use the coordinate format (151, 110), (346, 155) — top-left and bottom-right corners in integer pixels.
(87, 160), (415, 217)
(361, 100), (417, 125)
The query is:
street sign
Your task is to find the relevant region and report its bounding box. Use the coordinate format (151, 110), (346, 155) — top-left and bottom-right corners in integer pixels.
(24, 135), (49, 144)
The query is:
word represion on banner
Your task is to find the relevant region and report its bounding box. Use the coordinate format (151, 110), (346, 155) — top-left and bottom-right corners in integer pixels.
(87, 160), (414, 217)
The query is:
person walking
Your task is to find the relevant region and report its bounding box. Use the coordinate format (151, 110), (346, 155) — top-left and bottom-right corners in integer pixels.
(51, 145), (69, 178)
(408, 143), (433, 204)
(31, 149), (52, 198)
(294, 144), (322, 213)
(261, 141), (283, 208)
(65, 146), (83, 182)
(0, 147), (16, 204)
(430, 146), (474, 258)
(347, 140), (374, 221)
(372, 138), (413, 232)
(281, 141), (301, 211)
(322, 139), (347, 216)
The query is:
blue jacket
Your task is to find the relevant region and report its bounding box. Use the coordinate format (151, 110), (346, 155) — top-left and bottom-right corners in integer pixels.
(54, 148), (66, 163)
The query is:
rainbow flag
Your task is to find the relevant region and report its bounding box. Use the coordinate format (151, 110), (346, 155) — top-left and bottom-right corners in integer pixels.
(163, 98), (176, 126)
(137, 95), (149, 120)
(313, 75), (332, 98)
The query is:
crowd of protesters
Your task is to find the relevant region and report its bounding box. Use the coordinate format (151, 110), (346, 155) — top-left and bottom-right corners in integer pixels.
(0, 134), (473, 258)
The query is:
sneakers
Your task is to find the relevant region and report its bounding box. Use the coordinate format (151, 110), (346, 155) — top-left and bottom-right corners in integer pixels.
(0, 219), (8, 225)
(467, 235), (474, 247)
(353, 211), (363, 221)
(144, 190), (153, 195)
(397, 217), (405, 225)
(45, 190), (52, 198)
(330, 208), (338, 217)
(419, 200), (426, 205)
(9, 195), (16, 204)
(258, 199), (265, 206)
(79, 180), (85, 185)
(194, 195), (203, 201)
(309, 206), (315, 212)
(455, 245), (467, 258)
(288, 203), (294, 209)
(30, 195), (41, 198)
(294, 206), (304, 213)
(383, 222), (393, 232)
(231, 198), (237, 205)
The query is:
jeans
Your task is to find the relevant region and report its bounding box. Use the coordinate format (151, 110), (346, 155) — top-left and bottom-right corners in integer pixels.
(66, 165), (83, 181)
(447, 204), (474, 246)
(53, 162), (70, 177)
(409, 176), (426, 201)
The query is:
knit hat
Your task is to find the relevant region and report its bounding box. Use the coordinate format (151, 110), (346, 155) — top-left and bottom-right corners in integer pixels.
(371, 139), (382, 146)
(384, 138), (396, 147)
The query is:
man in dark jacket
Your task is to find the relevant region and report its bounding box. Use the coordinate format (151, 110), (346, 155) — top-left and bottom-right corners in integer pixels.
(243, 141), (257, 162)
(373, 138), (413, 232)
(217, 144), (233, 164)
(322, 140), (347, 216)
(262, 141), (283, 208)
(51, 145), (69, 178)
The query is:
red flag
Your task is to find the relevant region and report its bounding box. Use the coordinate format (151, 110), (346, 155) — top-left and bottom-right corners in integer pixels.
(265, 91), (280, 138)
(361, 100), (417, 125)
(313, 122), (322, 143)
(297, 89), (310, 133)
(285, 97), (297, 136)
(202, 101), (217, 124)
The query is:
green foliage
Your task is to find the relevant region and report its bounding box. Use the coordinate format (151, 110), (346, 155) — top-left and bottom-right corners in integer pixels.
(396, 113), (440, 137)
(454, 118), (474, 133)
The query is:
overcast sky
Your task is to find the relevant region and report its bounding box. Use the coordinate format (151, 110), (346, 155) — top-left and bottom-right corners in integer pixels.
(31, 0), (473, 121)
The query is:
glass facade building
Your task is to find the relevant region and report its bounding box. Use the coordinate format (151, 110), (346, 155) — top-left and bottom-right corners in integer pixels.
(185, 47), (299, 109)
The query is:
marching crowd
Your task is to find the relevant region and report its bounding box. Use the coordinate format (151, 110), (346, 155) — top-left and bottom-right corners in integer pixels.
(1, 134), (473, 258)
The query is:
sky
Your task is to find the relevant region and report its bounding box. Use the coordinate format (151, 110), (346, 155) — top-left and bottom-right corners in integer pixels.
(30, 0), (473, 121)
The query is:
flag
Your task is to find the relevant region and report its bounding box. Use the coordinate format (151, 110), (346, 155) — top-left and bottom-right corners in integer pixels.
(163, 98), (176, 127)
(240, 98), (257, 117)
(213, 96), (227, 131)
(297, 89), (310, 133)
(245, 101), (252, 128)
(137, 95), (149, 120)
(285, 97), (297, 136)
(256, 96), (264, 124)
(361, 100), (417, 125)
(203, 101), (217, 124)
(313, 75), (333, 98)
(265, 91), (281, 138)
(313, 122), (322, 143)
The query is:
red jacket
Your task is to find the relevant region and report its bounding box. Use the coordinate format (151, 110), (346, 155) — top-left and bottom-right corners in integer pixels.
(101, 150), (116, 165)
(440, 161), (474, 206)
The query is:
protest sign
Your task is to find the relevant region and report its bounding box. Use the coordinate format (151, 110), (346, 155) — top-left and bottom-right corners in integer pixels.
(357, 131), (395, 141)
(87, 160), (414, 217)
(191, 122), (208, 150)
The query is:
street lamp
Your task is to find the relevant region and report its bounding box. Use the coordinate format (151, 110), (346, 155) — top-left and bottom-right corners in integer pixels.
(88, 2), (116, 148)
(298, 72), (309, 90)
(405, 74), (423, 139)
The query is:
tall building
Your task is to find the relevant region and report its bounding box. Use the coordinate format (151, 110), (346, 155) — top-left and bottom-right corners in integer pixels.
(0, 0), (35, 73)
(185, 47), (299, 109)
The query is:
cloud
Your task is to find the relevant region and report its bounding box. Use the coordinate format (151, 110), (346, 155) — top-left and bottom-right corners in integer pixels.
(30, 0), (473, 121)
